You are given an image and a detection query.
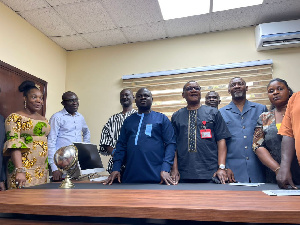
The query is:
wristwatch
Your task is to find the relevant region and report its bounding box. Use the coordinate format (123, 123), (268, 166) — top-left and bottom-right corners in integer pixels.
(219, 164), (226, 170)
(15, 167), (26, 173)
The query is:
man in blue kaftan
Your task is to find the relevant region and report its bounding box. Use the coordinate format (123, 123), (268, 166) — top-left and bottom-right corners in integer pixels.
(103, 88), (176, 185)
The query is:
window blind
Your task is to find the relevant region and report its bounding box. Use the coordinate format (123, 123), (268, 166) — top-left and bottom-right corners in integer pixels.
(122, 60), (273, 118)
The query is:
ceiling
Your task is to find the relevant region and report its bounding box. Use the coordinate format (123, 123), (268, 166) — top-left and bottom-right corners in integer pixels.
(1, 0), (300, 51)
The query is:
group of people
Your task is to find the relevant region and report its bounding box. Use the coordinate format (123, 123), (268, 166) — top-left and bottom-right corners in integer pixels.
(99, 77), (300, 187)
(0, 77), (299, 190)
(0, 80), (90, 190)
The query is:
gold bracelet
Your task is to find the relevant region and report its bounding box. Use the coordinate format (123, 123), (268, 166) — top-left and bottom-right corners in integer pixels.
(274, 167), (280, 173)
(15, 167), (26, 173)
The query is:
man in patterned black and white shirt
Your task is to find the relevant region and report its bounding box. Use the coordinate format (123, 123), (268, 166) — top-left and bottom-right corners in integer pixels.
(99, 89), (136, 173)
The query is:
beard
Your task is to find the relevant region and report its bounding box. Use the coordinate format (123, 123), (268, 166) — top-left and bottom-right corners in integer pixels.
(233, 91), (244, 98)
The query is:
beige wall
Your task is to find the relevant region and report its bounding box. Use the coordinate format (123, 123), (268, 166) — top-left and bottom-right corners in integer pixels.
(0, 3), (67, 118)
(67, 28), (300, 169)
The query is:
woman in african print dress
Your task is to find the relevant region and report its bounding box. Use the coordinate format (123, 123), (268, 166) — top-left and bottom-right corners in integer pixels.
(3, 81), (50, 189)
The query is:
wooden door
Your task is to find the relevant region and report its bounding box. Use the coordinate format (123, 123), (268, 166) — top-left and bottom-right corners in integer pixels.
(0, 60), (47, 119)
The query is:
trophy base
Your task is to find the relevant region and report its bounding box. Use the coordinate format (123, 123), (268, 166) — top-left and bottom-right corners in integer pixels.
(59, 175), (75, 189)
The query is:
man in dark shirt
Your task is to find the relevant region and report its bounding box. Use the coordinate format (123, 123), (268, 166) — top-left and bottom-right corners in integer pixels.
(171, 81), (231, 184)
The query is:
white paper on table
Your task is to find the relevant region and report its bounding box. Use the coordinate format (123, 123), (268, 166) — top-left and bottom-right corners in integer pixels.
(263, 190), (300, 196)
(81, 168), (105, 175)
(229, 182), (265, 187)
(90, 176), (107, 182)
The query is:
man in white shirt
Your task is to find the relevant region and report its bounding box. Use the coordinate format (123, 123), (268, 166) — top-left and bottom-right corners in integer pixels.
(48, 91), (90, 181)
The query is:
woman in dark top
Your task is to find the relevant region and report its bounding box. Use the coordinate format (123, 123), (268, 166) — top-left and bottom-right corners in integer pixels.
(253, 78), (300, 184)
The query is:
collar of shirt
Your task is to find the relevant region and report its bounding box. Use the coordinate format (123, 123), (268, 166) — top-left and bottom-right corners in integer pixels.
(226, 100), (256, 115)
(120, 109), (137, 117)
(62, 108), (80, 117)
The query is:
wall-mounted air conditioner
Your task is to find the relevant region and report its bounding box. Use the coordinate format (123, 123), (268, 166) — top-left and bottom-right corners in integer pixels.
(255, 19), (300, 51)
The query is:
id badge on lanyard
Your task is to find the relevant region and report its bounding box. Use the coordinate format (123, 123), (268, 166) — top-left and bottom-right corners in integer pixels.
(200, 121), (212, 139)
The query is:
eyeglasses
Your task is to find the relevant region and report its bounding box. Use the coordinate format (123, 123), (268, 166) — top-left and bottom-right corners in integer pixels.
(185, 86), (201, 92)
(230, 82), (245, 87)
(63, 98), (79, 103)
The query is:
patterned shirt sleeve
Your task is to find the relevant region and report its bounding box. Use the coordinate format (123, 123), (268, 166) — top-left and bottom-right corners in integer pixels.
(4, 114), (30, 155)
(252, 114), (265, 152)
(99, 117), (114, 155)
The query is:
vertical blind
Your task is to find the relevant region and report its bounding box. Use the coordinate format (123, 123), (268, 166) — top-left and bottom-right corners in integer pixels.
(122, 60), (273, 118)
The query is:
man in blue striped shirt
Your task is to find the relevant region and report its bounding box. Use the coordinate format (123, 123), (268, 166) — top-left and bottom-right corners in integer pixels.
(48, 91), (90, 181)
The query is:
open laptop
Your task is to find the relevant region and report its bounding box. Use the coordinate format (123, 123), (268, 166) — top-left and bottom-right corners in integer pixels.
(73, 142), (105, 180)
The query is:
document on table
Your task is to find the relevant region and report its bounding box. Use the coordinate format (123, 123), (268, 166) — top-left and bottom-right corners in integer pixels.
(90, 176), (107, 182)
(263, 190), (300, 196)
(229, 182), (265, 187)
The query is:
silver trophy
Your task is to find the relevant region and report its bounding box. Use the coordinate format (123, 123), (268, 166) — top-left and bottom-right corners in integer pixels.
(54, 145), (80, 188)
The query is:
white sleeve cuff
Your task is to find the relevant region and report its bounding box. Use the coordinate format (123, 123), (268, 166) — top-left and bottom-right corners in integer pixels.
(50, 163), (58, 172)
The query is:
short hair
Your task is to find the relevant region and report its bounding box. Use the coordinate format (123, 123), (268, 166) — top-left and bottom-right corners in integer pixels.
(205, 91), (220, 99)
(120, 89), (133, 95)
(228, 77), (246, 89)
(136, 87), (152, 97)
(62, 91), (77, 100)
(18, 80), (38, 97)
(183, 80), (199, 92)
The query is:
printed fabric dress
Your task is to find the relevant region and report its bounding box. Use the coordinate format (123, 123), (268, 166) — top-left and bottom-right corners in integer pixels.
(3, 113), (50, 189)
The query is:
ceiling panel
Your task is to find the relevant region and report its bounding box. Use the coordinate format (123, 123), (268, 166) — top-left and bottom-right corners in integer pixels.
(46, 0), (87, 7)
(122, 21), (167, 43)
(210, 5), (263, 32)
(258, 0), (300, 24)
(0, 0), (49, 12)
(19, 7), (77, 36)
(50, 35), (93, 51)
(82, 29), (128, 47)
(263, 0), (285, 4)
(54, 1), (117, 33)
(165, 14), (211, 38)
(101, 0), (163, 27)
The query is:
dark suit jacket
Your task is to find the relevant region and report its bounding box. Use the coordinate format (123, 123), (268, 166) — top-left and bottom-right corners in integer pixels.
(0, 114), (6, 181)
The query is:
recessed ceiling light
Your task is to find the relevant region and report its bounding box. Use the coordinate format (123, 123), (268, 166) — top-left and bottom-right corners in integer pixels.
(213, 0), (263, 12)
(158, 0), (210, 20)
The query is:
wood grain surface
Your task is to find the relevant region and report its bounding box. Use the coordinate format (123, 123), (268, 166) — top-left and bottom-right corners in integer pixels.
(0, 189), (300, 224)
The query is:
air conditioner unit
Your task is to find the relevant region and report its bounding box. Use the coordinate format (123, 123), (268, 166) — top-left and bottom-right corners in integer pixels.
(255, 19), (300, 51)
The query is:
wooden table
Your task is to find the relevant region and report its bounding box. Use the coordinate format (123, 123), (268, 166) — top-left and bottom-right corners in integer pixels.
(0, 183), (299, 224)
